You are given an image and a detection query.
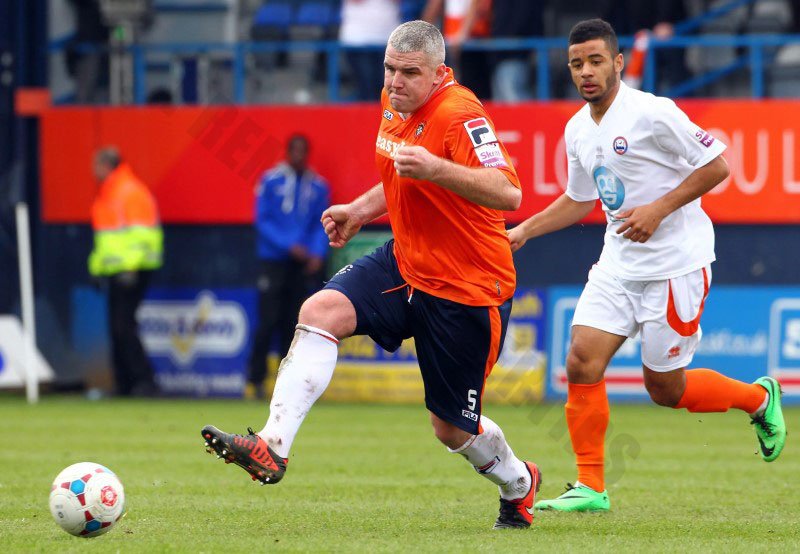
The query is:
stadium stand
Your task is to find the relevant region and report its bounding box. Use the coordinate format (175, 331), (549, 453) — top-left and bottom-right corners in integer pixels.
(45, 0), (800, 104)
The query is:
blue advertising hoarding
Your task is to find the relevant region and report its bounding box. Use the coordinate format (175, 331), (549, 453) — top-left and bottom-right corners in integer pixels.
(138, 288), (257, 397)
(546, 285), (800, 403)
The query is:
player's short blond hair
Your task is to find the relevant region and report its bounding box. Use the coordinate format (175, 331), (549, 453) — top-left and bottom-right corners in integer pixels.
(387, 20), (446, 68)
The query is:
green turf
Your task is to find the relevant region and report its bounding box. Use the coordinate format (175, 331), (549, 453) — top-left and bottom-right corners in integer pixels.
(2, 397), (798, 552)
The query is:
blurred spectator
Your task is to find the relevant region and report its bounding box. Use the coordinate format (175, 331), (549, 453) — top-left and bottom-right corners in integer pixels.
(65, 0), (110, 104)
(89, 147), (163, 396)
(490, 0), (543, 102)
(422, 0), (492, 99)
(400, 0), (428, 21)
(246, 135), (330, 400)
(340, 0), (401, 101)
(601, 0), (686, 37)
(602, 0), (689, 91)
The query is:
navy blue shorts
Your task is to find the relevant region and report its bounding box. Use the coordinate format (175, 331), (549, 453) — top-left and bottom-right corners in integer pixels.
(325, 240), (512, 434)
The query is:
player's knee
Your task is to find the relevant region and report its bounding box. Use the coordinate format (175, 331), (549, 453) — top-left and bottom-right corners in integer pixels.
(297, 289), (356, 339)
(645, 380), (682, 407)
(430, 417), (470, 449)
(565, 348), (605, 383)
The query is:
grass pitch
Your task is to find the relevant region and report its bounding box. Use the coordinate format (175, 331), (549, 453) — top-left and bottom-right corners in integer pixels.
(2, 397), (798, 552)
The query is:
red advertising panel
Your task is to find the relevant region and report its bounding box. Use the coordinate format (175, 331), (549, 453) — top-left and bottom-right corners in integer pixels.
(40, 101), (800, 224)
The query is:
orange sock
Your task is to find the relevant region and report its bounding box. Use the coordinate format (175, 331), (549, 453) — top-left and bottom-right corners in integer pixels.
(675, 368), (766, 414)
(566, 380), (609, 493)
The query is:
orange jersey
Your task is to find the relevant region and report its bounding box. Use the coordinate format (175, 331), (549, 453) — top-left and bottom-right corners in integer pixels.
(375, 68), (521, 306)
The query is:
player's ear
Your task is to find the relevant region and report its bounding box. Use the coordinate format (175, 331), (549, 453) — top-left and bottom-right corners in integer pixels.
(433, 63), (446, 85)
(615, 52), (625, 74)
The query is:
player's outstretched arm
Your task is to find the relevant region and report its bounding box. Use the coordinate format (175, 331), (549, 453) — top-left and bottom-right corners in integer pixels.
(508, 194), (596, 253)
(615, 154), (729, 243)
(393, 145), (521, 211)
(321, 183), (387, 248)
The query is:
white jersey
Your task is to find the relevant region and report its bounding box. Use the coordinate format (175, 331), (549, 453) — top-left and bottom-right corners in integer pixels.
(564, 82), (727, 281)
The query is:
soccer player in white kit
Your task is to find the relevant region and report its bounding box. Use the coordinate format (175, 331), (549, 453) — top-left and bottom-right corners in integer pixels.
(509, 19), (787, 512)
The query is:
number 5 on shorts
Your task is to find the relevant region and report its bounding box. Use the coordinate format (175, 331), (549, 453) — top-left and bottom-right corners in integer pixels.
(467, 389), (477, 411)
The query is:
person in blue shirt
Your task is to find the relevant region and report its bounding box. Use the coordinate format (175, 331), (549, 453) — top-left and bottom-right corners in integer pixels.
(247, 135), (330, 399)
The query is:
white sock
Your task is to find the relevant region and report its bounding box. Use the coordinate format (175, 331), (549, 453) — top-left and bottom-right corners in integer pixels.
(258, 324), (338, 459)
(448, 416), (531, 500)
(750, 391), (770, 418)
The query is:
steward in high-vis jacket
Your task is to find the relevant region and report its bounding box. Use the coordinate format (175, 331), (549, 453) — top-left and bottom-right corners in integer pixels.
(89, 147), (162, 397)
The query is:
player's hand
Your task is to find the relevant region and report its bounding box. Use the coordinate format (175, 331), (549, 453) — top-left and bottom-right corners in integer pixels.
(394, 145), (442, 181)
(615, 203), (666, 243)
(321, 204), (363, 248)
(507, 226), (528, 253)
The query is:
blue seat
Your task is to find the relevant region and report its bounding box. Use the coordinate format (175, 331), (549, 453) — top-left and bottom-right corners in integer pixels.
(253, 2), (293, 28)
(295, 2), (335, 27)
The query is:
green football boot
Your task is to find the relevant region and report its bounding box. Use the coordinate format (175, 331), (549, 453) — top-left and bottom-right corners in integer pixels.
(751, 377), (787, 462)
(534, 483), (610, 512)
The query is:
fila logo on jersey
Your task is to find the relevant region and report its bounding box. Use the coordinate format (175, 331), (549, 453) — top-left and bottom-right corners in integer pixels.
(613, 136), (628, 154)
(383, 109), (393, 121)
(694, 128), (715, 148)
(464, 117), (498, 147)
(461, 409), (479, 422)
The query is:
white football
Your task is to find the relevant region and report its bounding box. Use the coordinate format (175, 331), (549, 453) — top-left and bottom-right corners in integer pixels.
(48, 462), (126, 537)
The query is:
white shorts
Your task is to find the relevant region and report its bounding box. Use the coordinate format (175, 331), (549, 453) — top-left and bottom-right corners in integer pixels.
(572, 265), (711, 372)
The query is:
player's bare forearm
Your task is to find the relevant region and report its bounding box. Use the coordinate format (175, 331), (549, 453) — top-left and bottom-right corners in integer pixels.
(651, 154), (729, 216)
(430, 160), (521, 210)
(349, 183), (388, 225)
(616, 155), (729, 243)
(321, 183), (387, 248)
(518, 194), (596, 240)
(394, 145), (521, 210)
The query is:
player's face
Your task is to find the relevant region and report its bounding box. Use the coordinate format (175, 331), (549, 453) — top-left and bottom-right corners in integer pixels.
(567, 38), (623, 105)
(383, 45), (446, 114)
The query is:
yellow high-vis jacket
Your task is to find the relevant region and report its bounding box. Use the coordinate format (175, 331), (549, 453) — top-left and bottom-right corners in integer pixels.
(89, 164), (163, 276)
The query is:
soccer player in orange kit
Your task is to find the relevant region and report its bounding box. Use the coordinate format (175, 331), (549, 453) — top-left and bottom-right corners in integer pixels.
(202, 20), (542, 529)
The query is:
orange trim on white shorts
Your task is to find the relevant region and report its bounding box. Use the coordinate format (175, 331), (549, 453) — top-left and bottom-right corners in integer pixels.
(666, 268), (709, 337)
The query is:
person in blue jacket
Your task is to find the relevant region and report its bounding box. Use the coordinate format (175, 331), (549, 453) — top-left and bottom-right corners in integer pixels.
(247, 134), (330, 399)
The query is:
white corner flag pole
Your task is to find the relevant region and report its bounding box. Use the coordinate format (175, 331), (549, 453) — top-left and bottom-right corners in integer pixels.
(16, 203), (39, 404)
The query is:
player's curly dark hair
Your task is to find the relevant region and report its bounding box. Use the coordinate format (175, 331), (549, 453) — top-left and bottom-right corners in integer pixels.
(568, 18), (619, 56)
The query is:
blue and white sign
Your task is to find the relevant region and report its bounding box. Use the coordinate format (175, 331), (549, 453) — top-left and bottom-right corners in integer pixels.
(139, 288), (257, 397)
(546, 285), (800, 403)
(769, 297), (800, 396)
